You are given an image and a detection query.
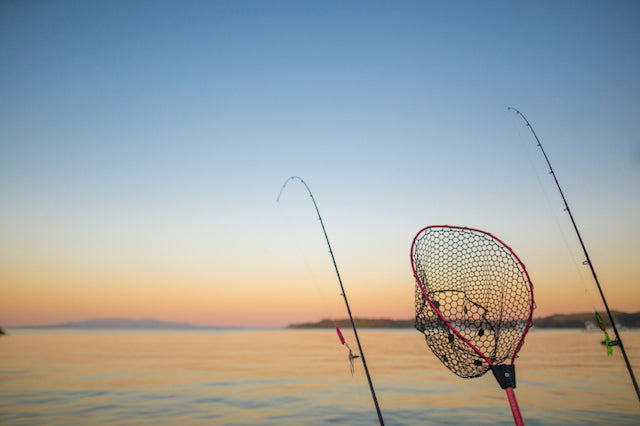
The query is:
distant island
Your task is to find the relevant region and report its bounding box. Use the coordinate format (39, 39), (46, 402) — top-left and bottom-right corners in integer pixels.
(287, 311), (640, 329)
(288, 318), (413, 329)
(532, 311), (640, 329)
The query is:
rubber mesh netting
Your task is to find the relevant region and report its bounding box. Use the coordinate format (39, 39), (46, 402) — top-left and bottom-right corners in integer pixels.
(412, 226), (533, 378)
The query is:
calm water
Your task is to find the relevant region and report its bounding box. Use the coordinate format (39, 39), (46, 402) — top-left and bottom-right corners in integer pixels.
(1, 328), (639, 425)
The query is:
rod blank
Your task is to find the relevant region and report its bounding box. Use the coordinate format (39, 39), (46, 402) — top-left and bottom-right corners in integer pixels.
(278, 176), (385, 425)
(508, 107), (640, 403)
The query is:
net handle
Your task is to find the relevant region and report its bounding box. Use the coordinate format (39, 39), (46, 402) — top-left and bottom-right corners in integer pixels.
(506, 387), (524, 426)
(410, 225), (536, 365)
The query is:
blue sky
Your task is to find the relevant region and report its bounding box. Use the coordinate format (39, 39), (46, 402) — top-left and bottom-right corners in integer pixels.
(1, 1), (639, 327)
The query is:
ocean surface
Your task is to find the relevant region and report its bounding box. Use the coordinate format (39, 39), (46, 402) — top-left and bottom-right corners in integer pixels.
(1, 328), (639, 425)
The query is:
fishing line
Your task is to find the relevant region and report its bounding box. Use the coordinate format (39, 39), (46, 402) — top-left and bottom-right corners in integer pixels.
(277, 176), (385, 425)
(277, 203), (359, 375)
(508, 107), (640, 402)
(509, 105), (624, 344)
(508, 113), (599, 313)
(509, 108), (611, 314)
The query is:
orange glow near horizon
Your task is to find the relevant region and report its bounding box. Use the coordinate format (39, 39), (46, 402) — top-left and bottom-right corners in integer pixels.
(3, 253), (639, 328)
(2, 214), (639, 328)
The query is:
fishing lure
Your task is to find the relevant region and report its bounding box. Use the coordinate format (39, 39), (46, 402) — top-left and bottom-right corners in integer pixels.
(336, 325), (360, 375)
(595, 312), (619, 356)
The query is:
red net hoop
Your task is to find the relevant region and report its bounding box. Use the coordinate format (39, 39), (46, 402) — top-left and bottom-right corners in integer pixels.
(411, 225), (534, 379)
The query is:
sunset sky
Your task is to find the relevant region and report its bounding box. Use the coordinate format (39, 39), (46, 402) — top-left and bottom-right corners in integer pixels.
(2, 1), (639, 327)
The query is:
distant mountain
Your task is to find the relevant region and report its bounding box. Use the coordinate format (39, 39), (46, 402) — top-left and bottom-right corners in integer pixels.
(287, 312), (640, 329)
(27, 318), (207, 329)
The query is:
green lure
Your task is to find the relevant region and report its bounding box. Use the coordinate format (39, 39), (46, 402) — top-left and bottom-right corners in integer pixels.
(595, 312), (613, 356)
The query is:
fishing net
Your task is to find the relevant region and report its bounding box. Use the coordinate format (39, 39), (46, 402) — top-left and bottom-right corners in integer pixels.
(411, 226), (534, 379)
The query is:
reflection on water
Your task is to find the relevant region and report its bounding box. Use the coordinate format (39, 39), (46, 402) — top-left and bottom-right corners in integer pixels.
(1, 328), (638, 425)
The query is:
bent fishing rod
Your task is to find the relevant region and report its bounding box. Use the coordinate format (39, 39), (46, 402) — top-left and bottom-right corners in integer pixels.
(277, 176), (385, 425)
(508, 107), (640, 402)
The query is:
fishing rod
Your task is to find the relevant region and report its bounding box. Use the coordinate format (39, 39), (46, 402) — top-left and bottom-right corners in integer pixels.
(508, 107), (640, 402)
(277, 176), (385, 425)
